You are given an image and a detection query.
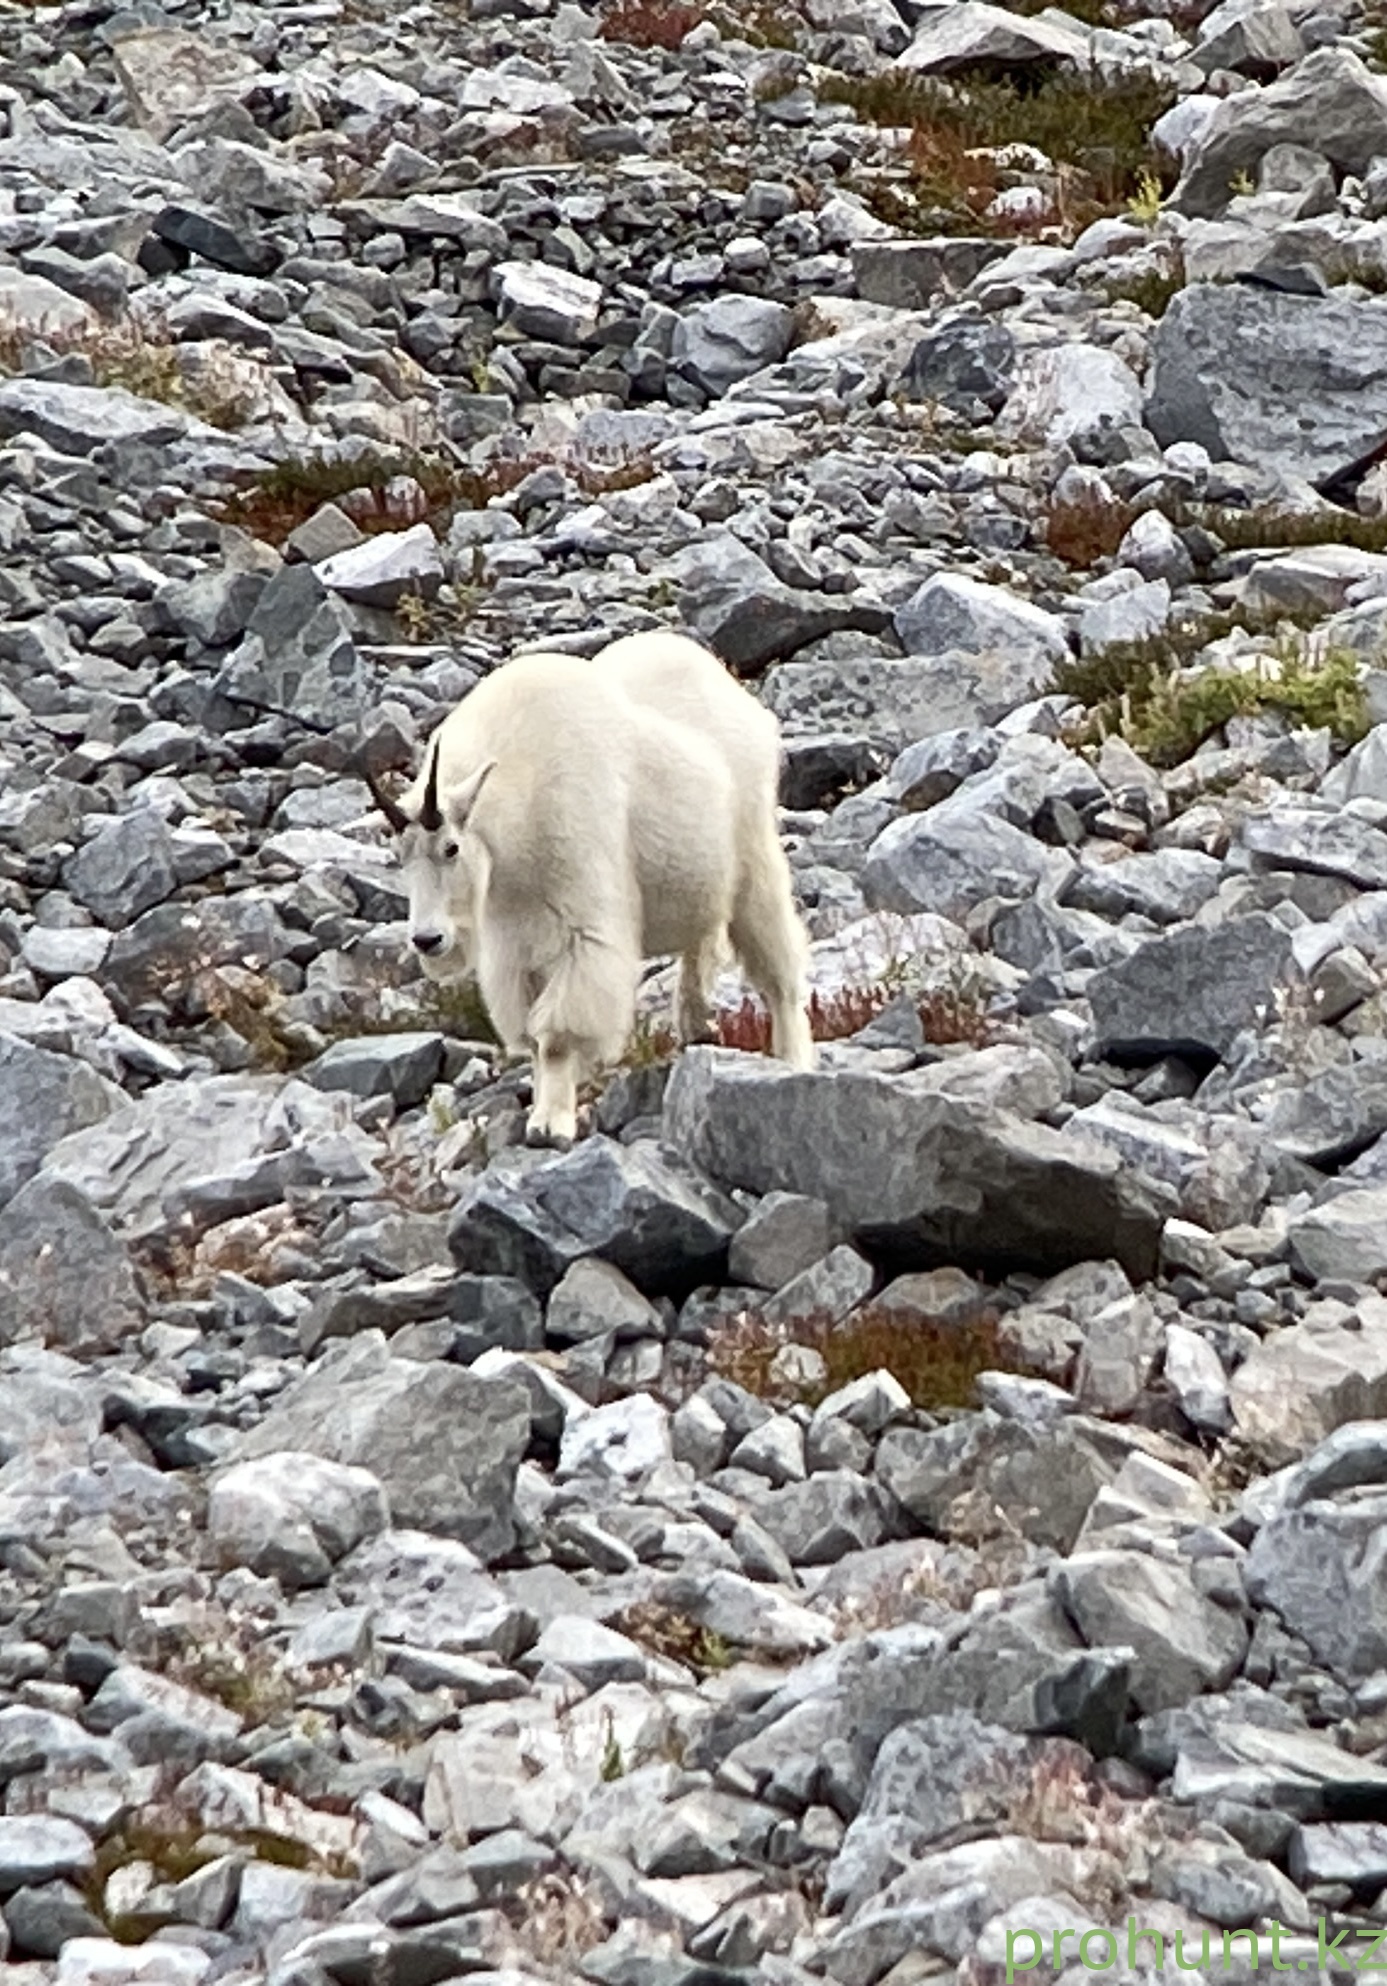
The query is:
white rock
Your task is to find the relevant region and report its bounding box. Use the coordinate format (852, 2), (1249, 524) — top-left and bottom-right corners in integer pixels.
(57, 1941), (213, 1986)
(314, 524), (444, 608)
(1117, 509), (1196, 585)
(109, 24), (262, 142)
(1230, 1294), (1387, 1463)
(996, 342), (1145, 448)
(558, 1393), (673, 1482)
(208, 1451), (389, 1586)
(494, 260), (602, 342)
(338, 65), (423, 121)
(812, 1368), (911, 1434)
(1151, 94), (1222, 164)
(897, 0), (1096, 71)
(1080, 576), (1172, 652)
(20, 926), (112, 980)
(895, 572), (1069, 664)
(1163, 1322), (1233, 1434)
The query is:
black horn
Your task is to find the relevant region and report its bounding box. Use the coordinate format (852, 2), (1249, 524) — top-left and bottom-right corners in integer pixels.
(358, 752), (410, 835)
(419, 734), (443, 833)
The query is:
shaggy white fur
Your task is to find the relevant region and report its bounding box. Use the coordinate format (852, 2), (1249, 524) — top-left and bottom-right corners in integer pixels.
(386, 629), (815, 1145)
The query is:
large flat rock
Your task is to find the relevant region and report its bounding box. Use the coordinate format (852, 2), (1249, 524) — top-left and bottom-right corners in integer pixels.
(1146, 284), (1387, 489)
(663, 1050), (1171, 1281)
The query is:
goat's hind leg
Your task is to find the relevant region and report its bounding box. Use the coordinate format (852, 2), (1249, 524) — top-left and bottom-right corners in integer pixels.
(730, 833), (815, 1072)
(675, 933), (724, 1048)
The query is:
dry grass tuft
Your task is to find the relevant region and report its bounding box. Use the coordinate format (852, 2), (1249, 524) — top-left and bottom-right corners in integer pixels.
(215, 444), (656, 548)
(608, 1599), (736, 1674)
(0, 311), (258, 429)
(706, 1302), (1007, 1411)
(821, 63), (1176, 236)
(509, 1869), (611, 1965)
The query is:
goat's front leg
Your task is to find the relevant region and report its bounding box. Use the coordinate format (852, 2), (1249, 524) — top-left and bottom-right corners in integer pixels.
(526, 1038), (580, 1149)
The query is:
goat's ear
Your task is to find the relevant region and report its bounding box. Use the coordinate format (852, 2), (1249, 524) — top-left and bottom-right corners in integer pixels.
(448, 758), (498, 833)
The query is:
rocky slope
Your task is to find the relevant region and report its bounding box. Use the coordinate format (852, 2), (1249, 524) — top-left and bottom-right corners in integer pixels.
(7, 0), (1387, 1982)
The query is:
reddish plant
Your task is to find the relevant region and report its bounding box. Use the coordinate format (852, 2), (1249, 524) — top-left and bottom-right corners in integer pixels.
(1043, 487), (1137, 567)
(624, 980), (996, 1070)
(717, 983), (996, 1052)
(598, 0), (706, 47)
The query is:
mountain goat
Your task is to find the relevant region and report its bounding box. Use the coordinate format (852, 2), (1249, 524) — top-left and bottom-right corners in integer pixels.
(365, 629), (816, 1146)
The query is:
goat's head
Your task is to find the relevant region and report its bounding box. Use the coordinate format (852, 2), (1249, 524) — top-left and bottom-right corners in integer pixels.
(363, 738), (496, 977)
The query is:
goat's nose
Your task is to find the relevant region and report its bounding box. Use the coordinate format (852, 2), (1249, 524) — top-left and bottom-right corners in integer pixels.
(412, 931), (444, 955)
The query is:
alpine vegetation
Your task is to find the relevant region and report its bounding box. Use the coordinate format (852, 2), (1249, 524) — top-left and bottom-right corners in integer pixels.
(367, 631), (816, 1144)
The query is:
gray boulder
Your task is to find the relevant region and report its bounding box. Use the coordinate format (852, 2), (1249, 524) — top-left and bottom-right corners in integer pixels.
(1170, 48), (1387, 218)
(672, 296), (796, 396)
(828, 1713), (1084, 1917)
(39, 1073), (360, 1243)
(0, 1034), (123, 1213)
(664, 1053), (1170, 1281)
(1244, 1495), (1387, 1680)
(103, 898), (293, 1011)
(1288, 1188), (1387, 1285)
(671, 533), (888, 673)
(862, 809), (1069, 919)
(897, 1), (1095, 72)
(228, 1333), (530, 1561)
(742, 1472), (896, 1565)
(876, 1415), (1117, 1554)
(1262, 1063), (1387, 1166)
(211, 562), (369, 730)
(1050, 1551), (1248, 1714)
(300, 1033), (446, 1111)
(0, 1816), (96, 1893)
(0, 377), (208, 453)
(1147, 284), (1387, 489)
(765, 651), (1055, 746)
(1242, 802), (1387, 887)
(851, 237), (1010, 310)
(208, 1452), (389, 1589)
(1170, 1718), (1387, 1818)
(1062, 849), (1223, 926)
(314, 525), (445, 610)
(1088, 913), (1298, 1061)
(1192, 0), (1304, 76)
(449, 1135), (744, 1297)
(894, 573), (1068, 667)
(901, 314), (1016, 415)
(0, 1176), (144, 1356)
(494, 260), (601, 342)
(1229, 1300), (1387, 1462)
(728, 1191), (834, 1291)
(996, 343), (1146, 453)
(337, 1529), (533, 1658)
(1288, 1822), (1387, 1891)
(64, 810), (178, 928)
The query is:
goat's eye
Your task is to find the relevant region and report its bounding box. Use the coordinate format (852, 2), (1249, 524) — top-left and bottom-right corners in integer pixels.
(442, 840), (459, 860)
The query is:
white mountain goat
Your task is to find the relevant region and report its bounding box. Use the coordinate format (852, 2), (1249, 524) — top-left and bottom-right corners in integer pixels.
(364, 629), (816, 1146)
